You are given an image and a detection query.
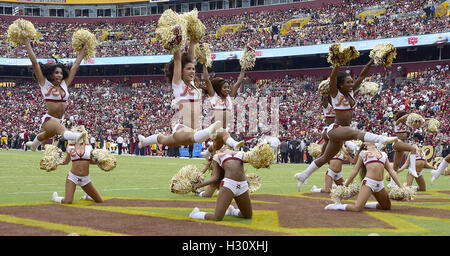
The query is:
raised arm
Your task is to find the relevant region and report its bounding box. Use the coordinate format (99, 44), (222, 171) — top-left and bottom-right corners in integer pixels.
(203, 64), (215, 97)
(172, 49), (183, 85)
(329, 65), (340, 98)
(353, 59), (374, 92)
(65, 45), (86, 87)
(24, 38), (45, 85)
(187, 39), (197, 61)
(385, 158), (403, 188)
(344, 155), (363, 186)
(230, 68), (245, 97)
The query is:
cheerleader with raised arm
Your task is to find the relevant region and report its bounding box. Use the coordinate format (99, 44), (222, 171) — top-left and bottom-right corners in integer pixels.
(20, 36), (89, 151)
(324, 141), (404, 212)
(294, 48), (397, 191)
(137, 41), (222, 148)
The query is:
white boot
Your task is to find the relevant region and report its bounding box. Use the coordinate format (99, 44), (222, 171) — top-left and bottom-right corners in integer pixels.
(51, 192), (63, 203)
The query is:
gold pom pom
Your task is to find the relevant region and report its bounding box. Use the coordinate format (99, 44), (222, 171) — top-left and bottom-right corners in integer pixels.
(156, 9), (188, 53)
(388, 184), (415, 201)
(71, 29), (97, 60)
(369, 43), (397, 67)
(318, 78), (330, 96)
(307, 143), (322, 158)
(330, 182), (360, 203)
(7, 19), (36, 47)
(181, 8), (206, 42)
(239, 45), (256, 71)
(427, 118), (440, 133)
(92, 149), (117, 172)
(406, 113), (425, 129)
(40, 144), (65, 172)
(246, 173), (262, 193)
(170, 165), (204, 194)
(244, 142), (276, 169)
(359, 81), (379, 97)
(327, 43), (360, 67)
(195, 43), (212, 67)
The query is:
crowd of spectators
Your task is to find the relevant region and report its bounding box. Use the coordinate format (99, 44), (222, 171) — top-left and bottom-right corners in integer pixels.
(0, 0), (448, 58)
(1, 65), (448, 162)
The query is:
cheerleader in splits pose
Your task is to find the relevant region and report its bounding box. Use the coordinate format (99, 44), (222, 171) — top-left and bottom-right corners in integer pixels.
(138, 41), (222, 148)
(431, 153), (449, 185)
(51, 126), (103, 204)
(397, 146), (436, 191)
(294, 59), (397, 191)
(24, 38), (87, 151)
(324, 141), (403, 211)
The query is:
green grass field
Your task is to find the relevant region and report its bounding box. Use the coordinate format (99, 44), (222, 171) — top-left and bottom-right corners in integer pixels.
(0, 149), (449, 236)
(0, 149), (313, 203)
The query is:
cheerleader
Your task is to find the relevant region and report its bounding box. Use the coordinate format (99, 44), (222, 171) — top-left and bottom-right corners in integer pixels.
(203, 64), (245, 130)
(319, 94), (336, 157)
(51, 126), (103, 204)
(294, 59), (397, 191)
(311, 145), (356, 193)
(193, 155), (222, 198)
(389, 111), (420, 183)
(397, 146), (436, 191)
(189, 143), (274, 221)
(324, 141), (403, 212)
(189, 149), (251, 221)
(138, 41), (222, 148)
(23, 38), (87, 151)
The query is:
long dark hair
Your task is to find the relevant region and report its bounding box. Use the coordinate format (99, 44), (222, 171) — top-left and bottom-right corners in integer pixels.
(336, 71), (350, 92)
(163, 52), (195, 83)
(33, 62), (69, 83)
(394, 110), (408, 121)
(355, 143), (368, 181)
(210, 77), (228, 97)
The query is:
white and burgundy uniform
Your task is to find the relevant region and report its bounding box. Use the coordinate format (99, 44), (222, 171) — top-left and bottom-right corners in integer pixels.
(325, 90), (355, 135)
(40, 79), (69, 125)
(171, 80), (202, 134)
(213, 151), (248, 197)
(210, 93), (233, 112)
(360, 150), (388, 192)
(66, 144), (93, 187)
(392, 122), (408, 149)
